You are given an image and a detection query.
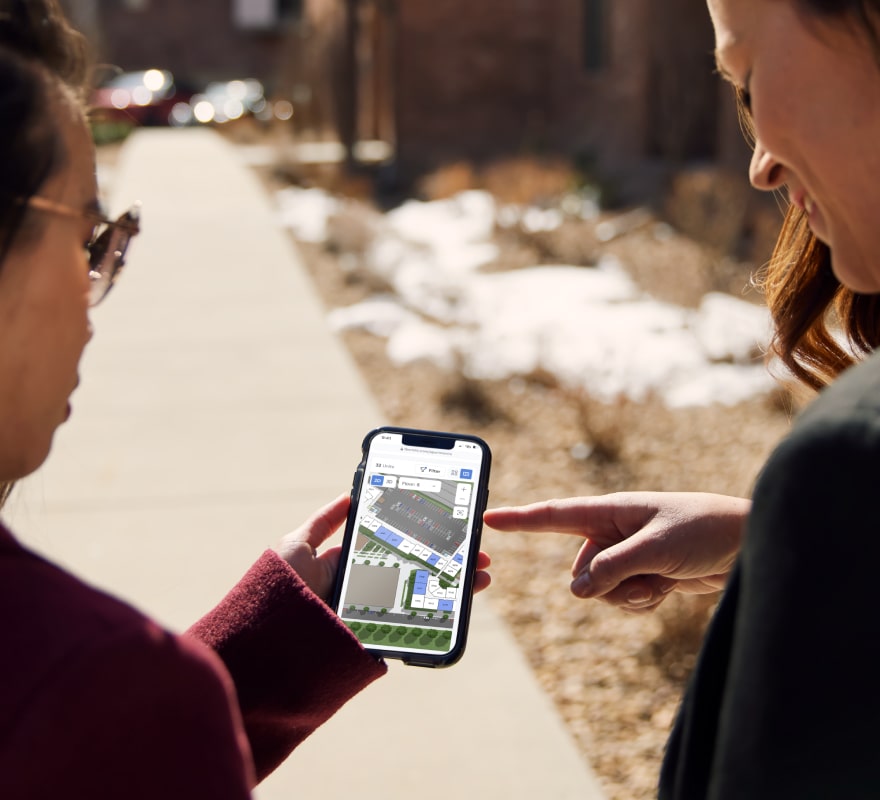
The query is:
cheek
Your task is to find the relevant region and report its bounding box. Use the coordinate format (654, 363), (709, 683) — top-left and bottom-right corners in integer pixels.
(5, 240), (92, 363)
(0, 252), (91, 474)
(46, 238), (93, 309)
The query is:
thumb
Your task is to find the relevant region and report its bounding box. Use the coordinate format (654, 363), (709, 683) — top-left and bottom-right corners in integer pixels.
(571, 529), (674, 600)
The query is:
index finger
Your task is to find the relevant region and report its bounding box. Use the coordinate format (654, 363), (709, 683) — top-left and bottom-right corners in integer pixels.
(483, 497), (618, 537)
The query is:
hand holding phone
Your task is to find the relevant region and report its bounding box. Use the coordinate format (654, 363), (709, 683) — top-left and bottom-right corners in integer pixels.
(275, 494), (353, 601)
(331, 427), (492, 667)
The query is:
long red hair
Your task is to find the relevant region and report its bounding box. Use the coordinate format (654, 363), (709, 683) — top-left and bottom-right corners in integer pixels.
(758, 207), (880, 390)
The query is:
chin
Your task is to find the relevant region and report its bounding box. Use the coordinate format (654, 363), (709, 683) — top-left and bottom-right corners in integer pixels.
(830, 252), (880, 295)
(8, 435), (55, 481)
(19, 450), (52, 479)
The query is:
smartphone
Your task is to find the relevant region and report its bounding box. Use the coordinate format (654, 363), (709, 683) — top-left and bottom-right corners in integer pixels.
(331, 426), (491, 667)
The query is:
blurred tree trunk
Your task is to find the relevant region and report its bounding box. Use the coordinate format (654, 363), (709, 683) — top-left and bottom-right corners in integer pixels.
(338, 0), (358, 166)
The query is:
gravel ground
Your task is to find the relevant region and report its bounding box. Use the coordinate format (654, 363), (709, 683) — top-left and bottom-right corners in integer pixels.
(280, 183), (795, 798)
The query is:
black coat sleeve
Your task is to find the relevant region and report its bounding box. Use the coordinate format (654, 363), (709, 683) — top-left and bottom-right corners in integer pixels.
(708, 411), (880, 799)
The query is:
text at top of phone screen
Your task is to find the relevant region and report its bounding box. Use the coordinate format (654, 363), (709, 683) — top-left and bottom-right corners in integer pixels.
(336, 434), (485, 657)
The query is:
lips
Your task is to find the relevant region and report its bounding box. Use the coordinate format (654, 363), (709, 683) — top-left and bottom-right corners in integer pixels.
(803, 195), (815, 217)
(793, 188), (831, 244)
(789, 188), (817, 225)
(790, 188), (808, 212)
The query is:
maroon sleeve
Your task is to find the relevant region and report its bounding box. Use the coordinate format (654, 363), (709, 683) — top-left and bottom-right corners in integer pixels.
(2, 621), (255, 799)
(186, 550), (387, 781)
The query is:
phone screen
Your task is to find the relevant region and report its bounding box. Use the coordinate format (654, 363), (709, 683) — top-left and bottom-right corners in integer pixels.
(332, 427), (491, 667)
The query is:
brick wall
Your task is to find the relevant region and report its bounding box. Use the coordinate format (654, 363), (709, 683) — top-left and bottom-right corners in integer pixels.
(67, 0), (745, 184)
(385, 0), (675, 181)
(393, 0), (553, 168)
(90, 0), (290, 89)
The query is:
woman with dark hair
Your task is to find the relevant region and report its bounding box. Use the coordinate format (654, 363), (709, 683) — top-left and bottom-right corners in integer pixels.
(0, 18), (384, 797)
(0, 2), (491, 795)
(487, 0), (880, 796)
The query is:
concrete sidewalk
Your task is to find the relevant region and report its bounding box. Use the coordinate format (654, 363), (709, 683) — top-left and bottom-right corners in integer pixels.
(11, 128), (607, 799)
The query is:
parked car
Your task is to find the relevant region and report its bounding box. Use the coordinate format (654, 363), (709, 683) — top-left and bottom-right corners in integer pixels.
(91, 69), (197, 127)
(168, 78), (263, 126)
(170, 79), (291, 127)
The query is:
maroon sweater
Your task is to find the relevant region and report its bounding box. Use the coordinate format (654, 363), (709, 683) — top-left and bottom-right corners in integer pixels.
(0, 524), (386, 798)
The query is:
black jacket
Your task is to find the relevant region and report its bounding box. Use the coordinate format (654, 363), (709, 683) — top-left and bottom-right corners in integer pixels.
(661, 351), (880, 799)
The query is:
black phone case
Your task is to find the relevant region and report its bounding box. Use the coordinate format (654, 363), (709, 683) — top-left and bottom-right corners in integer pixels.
(331, 426), (492, 667)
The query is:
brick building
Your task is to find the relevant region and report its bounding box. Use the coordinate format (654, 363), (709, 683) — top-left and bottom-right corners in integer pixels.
(64, 0), (750, 192)
(291, 0), (749, 189)
(60, 0), (301, 87)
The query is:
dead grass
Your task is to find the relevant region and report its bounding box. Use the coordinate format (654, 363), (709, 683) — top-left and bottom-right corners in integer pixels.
(439, 374), (513, 427)
(418, 155), (581, 205)
(569, 392), (631, 465)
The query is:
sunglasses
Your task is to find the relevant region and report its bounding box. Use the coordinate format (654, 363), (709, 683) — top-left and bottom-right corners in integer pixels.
(24, 195), (141, 306)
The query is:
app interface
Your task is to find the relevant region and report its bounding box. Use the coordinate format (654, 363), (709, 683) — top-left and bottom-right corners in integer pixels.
(337, 432), (485, 656)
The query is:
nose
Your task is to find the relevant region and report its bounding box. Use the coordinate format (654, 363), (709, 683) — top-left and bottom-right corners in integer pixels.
(749, 141), (785, 191)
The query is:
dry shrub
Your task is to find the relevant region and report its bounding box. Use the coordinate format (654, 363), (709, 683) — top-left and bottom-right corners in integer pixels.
(325, 201), (382, 257)
(570, 392), (632, 465)
(271, 159), (376, 201)
(417, 161), (479, 200)
(483, 229), (544, 273)
(487, 218), (600, 273)
(218, 115), (264, 144)
(704, 255), (763, 301)
(332, 171), (377, 202)
(482, 155), (579, 206)
(663, 165), (785, 267)
(320, 202), (396, 295)
(664, 166), (751, 255)
(438, 374), (510, 426)
(518, 219), (600, 267)
(517, 367), (562, 391)
(603, 227), (714, 308)
(418, 155), (582, 206)
(650, 593), (718, 682)
(292, 168), (376, 201)
(745, 199), (786, 266)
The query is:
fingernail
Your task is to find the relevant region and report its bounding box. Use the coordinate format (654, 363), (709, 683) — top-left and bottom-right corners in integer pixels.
(626, 587), (653, 605)
(571, 572), (592, 597)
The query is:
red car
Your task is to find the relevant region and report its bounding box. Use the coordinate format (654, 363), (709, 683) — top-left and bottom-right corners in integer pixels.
(91, 69), (196, 127)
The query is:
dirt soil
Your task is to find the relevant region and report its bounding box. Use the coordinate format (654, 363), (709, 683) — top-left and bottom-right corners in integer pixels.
(257, 151), (796, 799)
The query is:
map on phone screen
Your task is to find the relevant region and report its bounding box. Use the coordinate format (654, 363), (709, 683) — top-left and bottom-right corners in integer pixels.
(335, 432), (486, 657)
